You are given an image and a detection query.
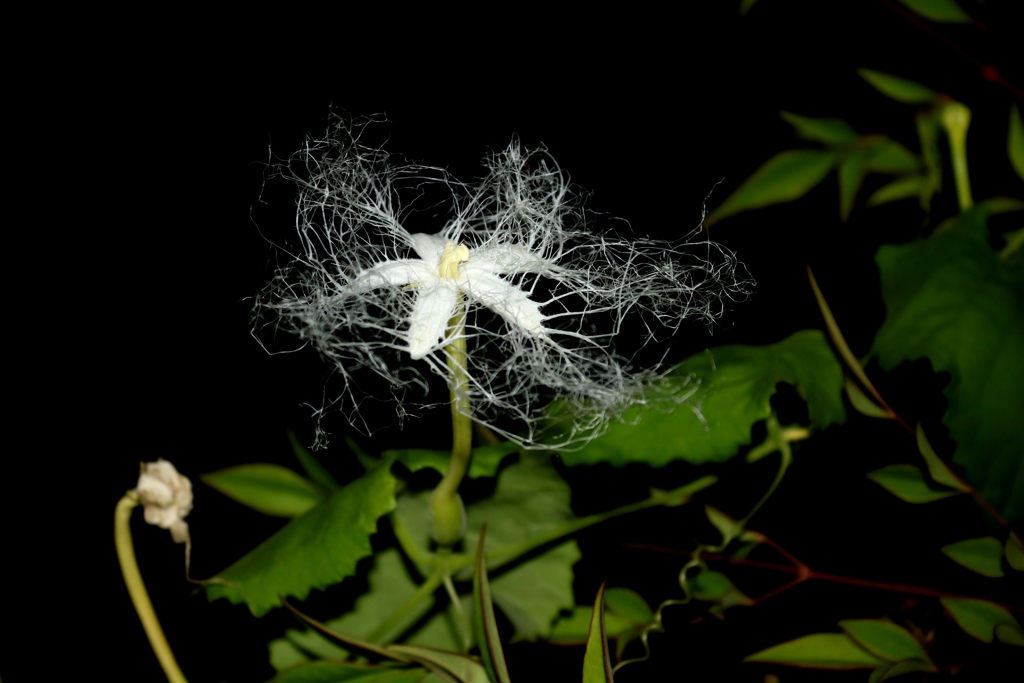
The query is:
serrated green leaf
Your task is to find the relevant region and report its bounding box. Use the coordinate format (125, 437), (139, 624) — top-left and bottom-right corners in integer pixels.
(866, 175), (931, 207)
(556, 330), (845, 467)
(865, 139), (920, 174)
(744, 633), (887, 668)
(898, 0), (970, 23)
(780, 112), (858, 145)
(941, 597), (1024, 644)
(916, 424), (968, 492)
(859, 69), (937, 105)
(870, 209), (1024, 520)
(705, 150), (838, 225)
(583, 583), (614, 683)
(386, 442), (519, 480)
(844, 376), (892, 418)
(867, 464), (960, 503)
(473, 525), (511, 683)
(201, 463), (325, 518)
(1006, 532), (1024, 571)
(206, 464), (396, 616)
(869, 659), (934, 683)
(839, 620), (934, 666)
(396, 455), (580, 643)
(941, 537), (1005, 577)
(839, 148), (870, 221)
(1010, 105), (1024, 182)
(289, 429), (339, 492)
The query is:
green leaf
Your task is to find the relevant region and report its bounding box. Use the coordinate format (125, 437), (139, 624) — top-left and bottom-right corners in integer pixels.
(744, 633), (887, 669)
(839, 620), (934, 666)
(271, 662), (428, 683)
(867, 464), (960, 503)
(916, 424), (968, 492)
(706, 505), (743, 546)
(396, 455), (581, 642)
(870, 210), (1024, 520)
(780, 112), (858, 145)
(689, 570), (753, 614)
(705, 150), (838, 225)
(603, 588), (654, 625)
(866, 175), (931, 207)
(386, 645), (490, 683)
(289, 429), (339, 491)
(869, 660), (935, 683)
(557, 330), (845, 467)
(941, 597), (1024, 644)
(582, 583), (614, 683)
(941, 537), (1005, 577)
(865, 139), (920, 174)
(1010, 105), (1024, 182)
(844, 376), (892, 419)
(839, 148), (870, 221)
(1006, 532), (1024, 571)
(995, 623), (1024, 646)
(473, 525), (511, 683)
(201, 464), (325, 518)
(858, 69), (937, 105)
(386, 442), (519, 480)
(206, 463), (396, 616)
(897, 0), (970, 23)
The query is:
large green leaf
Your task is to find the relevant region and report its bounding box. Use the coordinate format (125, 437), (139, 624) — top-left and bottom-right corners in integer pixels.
(202, 463), (325, 518)
(705, 150), (839, 225)
(743, 633), (887, 669)
(940, 537), (1005, 578)
(941, 597), (1024, 645)
(558, 330), (845, 467)
(898, 0), (970, 23)
(397, 454), (581, 642)
(870, 209), (1024, 520)
(206, 463), (396, 616)
(272, 662), (430, 683)
(858, 69), (937, 105)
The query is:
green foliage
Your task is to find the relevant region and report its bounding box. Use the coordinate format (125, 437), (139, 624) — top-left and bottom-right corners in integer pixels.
(582, 583), (614, 683)
(870, 208), (1024, 520)
(201, 464), (325, 518)
(557, 330), (844, 467)
(473, 525), (512, 683)
(941, 537), (1006, 578)
(897, 0), (970, 23)
(858, 69), (937, 105)
(743, 633), (887, 669)
(867, 464), (961, 503)
(705, 150), (838, 224)
(940, 597), (1024, 645)
(838, 619), (935, 667)
(206, 462), (396, 616)
(1006, 532), (1024, 571)
(289, 429), (340, 491)
(272, 662), (431, 683)
(1010, 105), (1024, 182)
(780, 111), (857, 144)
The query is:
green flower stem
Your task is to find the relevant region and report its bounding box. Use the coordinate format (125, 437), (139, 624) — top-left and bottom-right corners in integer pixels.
(430, 300), (472, 546)
(114, 491), (189, 683)
(940, 101), (974, 211)
(366, 571), (445, 644)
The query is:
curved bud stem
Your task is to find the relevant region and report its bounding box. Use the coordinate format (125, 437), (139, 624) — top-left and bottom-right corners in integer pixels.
(115, 491), (188, 683)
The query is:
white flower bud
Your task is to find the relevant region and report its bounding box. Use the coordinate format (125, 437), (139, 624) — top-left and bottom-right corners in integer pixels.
(136, 459), (192, 544)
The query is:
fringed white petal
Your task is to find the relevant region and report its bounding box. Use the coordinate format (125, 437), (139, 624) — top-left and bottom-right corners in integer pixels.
(407, 282), (460, 359)
(460, 270), (546, 336)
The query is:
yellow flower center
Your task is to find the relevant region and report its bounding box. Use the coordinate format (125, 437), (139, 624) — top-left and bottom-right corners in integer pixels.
(438, 241), (470, 279)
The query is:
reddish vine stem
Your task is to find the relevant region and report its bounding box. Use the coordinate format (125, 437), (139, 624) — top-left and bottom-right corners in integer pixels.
(623, 541), (1024, 614)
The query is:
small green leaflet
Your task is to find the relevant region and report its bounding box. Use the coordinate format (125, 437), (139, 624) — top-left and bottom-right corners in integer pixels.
(941, 597), (1024, 645)
(940, 537), (1005, 578)
(202, 463), (325, 518)
(867, 464), (960, 504)
(744, 633), (887, 669)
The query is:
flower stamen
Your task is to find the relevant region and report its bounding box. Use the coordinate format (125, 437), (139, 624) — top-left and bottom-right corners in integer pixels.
(438, 242), (470, 280)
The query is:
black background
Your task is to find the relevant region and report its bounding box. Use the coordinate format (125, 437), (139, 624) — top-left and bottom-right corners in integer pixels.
(7, 1), (1022, 681)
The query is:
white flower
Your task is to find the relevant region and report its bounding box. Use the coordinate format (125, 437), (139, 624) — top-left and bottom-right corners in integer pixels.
(256, 115), (750, 447)
(136, 459), (192, 544)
